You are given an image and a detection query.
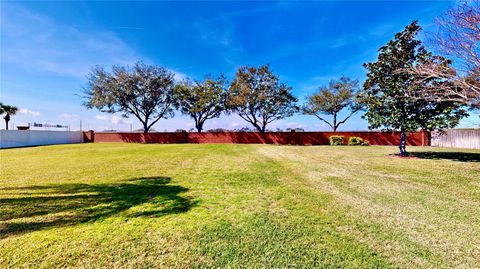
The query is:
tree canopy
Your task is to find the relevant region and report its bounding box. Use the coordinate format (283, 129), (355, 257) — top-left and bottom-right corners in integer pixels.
(175, 75), (227, 132)
(84, 62), (177, 133)
(0, 102), (18, 130)
(303, 76), (361, 131)
(361, 21), (467, 155)
(227, 65), (299, 133)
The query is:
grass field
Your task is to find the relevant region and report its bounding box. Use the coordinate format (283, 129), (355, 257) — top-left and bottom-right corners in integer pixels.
(0, 143), (479, 268)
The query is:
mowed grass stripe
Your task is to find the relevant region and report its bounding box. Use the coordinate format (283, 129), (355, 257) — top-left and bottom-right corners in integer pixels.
(256, 145), (479, 268)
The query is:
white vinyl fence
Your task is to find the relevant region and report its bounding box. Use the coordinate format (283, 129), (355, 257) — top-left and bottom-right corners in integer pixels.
(431, 129), (480, 150)
(0, 130), (83, 149)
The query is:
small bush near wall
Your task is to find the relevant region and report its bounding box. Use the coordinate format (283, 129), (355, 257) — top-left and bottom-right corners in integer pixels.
(348, 136), (370, 146)
(329, 136), (344, 145)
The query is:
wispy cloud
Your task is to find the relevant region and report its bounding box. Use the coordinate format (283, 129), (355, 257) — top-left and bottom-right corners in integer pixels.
(60, 113), (79, 120)
(1, 5), (140, 78)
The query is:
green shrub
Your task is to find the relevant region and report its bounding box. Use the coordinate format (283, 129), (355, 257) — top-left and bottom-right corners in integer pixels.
(329, 136), (344, 145)
(348, 136), (370, 146)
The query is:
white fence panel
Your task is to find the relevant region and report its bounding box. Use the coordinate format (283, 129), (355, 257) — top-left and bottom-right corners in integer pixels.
(0, 130), (83, 149)
(431, 129), (480, 149)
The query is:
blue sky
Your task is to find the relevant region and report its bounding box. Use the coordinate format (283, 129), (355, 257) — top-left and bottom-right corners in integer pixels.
(1, 0), (478, 131)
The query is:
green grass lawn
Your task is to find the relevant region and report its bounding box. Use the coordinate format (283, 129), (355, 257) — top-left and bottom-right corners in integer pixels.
(1, 143), (479, 268)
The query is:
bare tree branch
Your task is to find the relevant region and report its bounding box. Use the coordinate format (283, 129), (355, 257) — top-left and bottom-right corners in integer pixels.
(407, 1), (480, 109)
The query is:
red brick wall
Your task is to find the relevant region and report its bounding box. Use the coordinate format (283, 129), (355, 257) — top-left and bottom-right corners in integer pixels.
(89, 132), (187, 143)
(86, 131), (430, 146)
(188, 132), (294, 144)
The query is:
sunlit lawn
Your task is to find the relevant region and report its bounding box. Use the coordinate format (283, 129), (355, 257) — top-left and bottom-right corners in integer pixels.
(1, 143), (479, 268)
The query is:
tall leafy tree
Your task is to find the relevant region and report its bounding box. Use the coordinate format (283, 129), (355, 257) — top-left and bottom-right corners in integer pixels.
(175, 75), (227, 132)
(227, 65), (298, 133)
(0, 102), (18, 130)
(303, 76), (361, 131)
(361, 21), (467, 156)
(84, 62), (177, 133)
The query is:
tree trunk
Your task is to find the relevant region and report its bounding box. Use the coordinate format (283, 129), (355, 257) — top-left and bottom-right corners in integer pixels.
(254, 126), (264, 133)
(399, 128), (407, 156)
(251, 122), (263, 133)
(196, 122), (203, 133)
(333, 113), (337, 132)
(143, 122), (149, 133)
(4, 114), (10, 130)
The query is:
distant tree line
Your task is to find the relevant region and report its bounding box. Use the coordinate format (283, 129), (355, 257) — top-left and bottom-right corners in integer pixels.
(82, 1), (475, 156)
(83, 63), (366, 134)
(84, 63), (301, 134)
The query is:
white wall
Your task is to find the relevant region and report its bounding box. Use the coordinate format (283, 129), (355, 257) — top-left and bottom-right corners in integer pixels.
(0, 130), (83, 149)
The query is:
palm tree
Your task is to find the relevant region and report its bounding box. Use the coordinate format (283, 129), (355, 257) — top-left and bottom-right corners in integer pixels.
(0, 102), (18, 130)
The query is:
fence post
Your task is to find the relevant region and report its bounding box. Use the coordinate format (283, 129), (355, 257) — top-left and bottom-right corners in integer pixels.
(83, 130), (94, 143)
(291, 129), (296, 145)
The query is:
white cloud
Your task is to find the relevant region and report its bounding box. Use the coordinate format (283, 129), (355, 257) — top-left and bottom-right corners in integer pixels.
(18, 108), (40, 116)
(95, 115), (107, 120)
(111, 115), (132, 125)
(96, 114), (132, 125)
(111, 116), (122, 124)
(285, 122), (304, 128)
(172, 70), (187, 82)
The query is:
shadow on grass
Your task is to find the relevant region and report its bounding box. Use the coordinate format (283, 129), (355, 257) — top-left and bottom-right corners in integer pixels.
(0, 177), (197, 238)
(407, 151), (480, 162)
